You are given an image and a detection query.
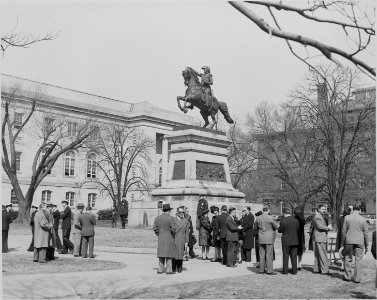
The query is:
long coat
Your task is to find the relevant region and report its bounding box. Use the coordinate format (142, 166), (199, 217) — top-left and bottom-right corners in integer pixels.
(2, 209), (12, 230)
(79, 213), (96, 236)
(295, 215), (306, 255)
(241, 212), (255, 249)
(52, 210), (60, 230)
(218, 212), (229, 239)
(153, 213), (176, 258)
(173, 216), (189, 260)
(199, 215), (212, 246)
(72, 211), (82, 234)
(211, 215), (221, 247)
(34, 209), (53, 248)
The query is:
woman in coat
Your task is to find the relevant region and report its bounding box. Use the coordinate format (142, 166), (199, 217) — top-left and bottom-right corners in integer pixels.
(172, 206), (190, 273)
(294, 207), (306, 270)
(199, 209), (212, 260)
(210, 206), (222, 262)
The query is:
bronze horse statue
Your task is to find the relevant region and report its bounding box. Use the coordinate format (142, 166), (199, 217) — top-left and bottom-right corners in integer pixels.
(177, 67), (234, 129)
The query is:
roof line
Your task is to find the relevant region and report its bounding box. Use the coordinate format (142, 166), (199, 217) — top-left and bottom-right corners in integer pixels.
(1, 73), (134, 105)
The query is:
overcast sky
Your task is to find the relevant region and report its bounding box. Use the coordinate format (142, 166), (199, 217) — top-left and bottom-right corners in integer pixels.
(1, 0), (375, 125)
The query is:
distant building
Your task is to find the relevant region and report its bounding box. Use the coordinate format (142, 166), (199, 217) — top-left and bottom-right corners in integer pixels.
(1, 74), (191, 212)
(254, 86), (376, 217)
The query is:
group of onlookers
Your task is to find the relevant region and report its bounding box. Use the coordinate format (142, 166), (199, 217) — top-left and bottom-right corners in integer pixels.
(27, 200), (97, 263)
(153, 195), (376, 284)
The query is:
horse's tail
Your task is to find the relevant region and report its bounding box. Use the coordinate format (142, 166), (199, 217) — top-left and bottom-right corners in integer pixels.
(218, 101), (234, 124)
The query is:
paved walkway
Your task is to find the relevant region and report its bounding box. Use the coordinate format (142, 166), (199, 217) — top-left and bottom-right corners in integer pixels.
(4, 234), (371, 299)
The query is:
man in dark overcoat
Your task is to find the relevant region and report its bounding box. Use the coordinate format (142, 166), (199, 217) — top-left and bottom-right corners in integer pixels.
(255, 206), (279, 275)
(27, 205), (38, 252)
(218, 205), (229, 265)
(278, 209), (299, 274)
(153, 204), (176, 274)
(52, 204), (64, 252)
(226, 207), (242, 267)
(60, 200), (74, 253)
(118, 199), (128, 229)
(79, 206), (97, 258)
(2, 205), (12, 253)
(241, 206), (254, 262)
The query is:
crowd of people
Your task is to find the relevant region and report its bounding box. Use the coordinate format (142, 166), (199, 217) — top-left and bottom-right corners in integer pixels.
(153, 195), (376, 284)
(2, 200), (98, 263)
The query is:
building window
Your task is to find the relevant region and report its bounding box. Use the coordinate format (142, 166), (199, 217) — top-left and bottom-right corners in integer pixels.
(14, 112), (23, 129)
(10, 189), (18, 204)
(365, 91), (370, 99)
(88, 193), (96, 208)
(41, 190), (52, 204)
(87, 153), (96, 178)
(40, 148), (52, 174)
(360, 202), (366, 213)
(68, 122), (77, 136)
(64, 151), (75, 176)
(15, 152), (21, 171)
(66, 192), (75, 207)
(280, 179), (287, 190)
(44, 117), (55, 133)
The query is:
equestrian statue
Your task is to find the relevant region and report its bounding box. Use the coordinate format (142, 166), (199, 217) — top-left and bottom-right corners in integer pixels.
(177, 66), (234, 129)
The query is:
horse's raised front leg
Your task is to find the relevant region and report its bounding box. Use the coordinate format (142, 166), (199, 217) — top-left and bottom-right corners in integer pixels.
(208, 113), (217, 129)
(177, 96), (187, 113)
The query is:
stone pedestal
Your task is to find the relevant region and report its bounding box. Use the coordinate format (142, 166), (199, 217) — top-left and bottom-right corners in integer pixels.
(128, 126), (246, 227)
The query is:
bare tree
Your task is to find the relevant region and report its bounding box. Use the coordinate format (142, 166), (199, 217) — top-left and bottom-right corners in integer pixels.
(247, 101), (325, 215)
(1, 82), (94, 223)
(229, 1), (375, 78)
(289, 64), (375, 226)
(1, 18), (58, 55)
(84, 124), (154, 212)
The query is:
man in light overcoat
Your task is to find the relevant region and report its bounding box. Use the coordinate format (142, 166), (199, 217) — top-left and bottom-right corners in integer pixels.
(172, 206), (189, 273)
(72, 203), (84, 257)
(341, 204), (369, 283)
(153, 204), (176, 274)
(33, 203), (53, 263)
(313, 204), (332, 275)
(255, 207), (279, 275)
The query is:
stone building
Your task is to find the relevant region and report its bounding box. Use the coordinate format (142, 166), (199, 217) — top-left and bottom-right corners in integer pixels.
(1, 74), (191, 213)
(254, 86), (376, 217)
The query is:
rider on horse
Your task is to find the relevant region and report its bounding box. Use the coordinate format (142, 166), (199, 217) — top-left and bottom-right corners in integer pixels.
(193, 66), (215, 109)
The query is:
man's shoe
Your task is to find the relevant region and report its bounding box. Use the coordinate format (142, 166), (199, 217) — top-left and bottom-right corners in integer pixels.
(89, 256), (95, 258)
(166, 272), (175, 275)
(325, 272), (333, 276)
(267, 272), (277, 275)
(33, 260), (38, 262)
(157, 271), (163, 274)
(343, 277), (351, 282)
(237, 259), (242, 264)
(177, 267), (182, 273)
(210, 258), (217, 262)
(39, 261), (47, 264)
(27, 248), (33, 252)
(227, 265), (237, 268)
(74, 255), (80, 257)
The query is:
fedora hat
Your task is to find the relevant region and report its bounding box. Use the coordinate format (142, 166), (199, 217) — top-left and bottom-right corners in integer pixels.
(61, 200), (69, 204)
(162, 204), (173, 211)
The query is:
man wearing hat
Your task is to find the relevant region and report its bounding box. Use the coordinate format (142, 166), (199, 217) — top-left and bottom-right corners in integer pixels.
(2, 204), (12, 253)
(33, 203), (53, 263)
(45, 203), (56, 261)
(72, 202), (85, 257)
(193, 66), (214, 107)
(27, 205), (39, 252)
(52, 204), (64, 252)
(61, 200), (74, 253)
(153, 204), (176, 274)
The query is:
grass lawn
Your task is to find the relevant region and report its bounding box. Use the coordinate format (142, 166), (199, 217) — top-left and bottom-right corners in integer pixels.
(2, 253), (125, 276)
(108, 260), (376, 299)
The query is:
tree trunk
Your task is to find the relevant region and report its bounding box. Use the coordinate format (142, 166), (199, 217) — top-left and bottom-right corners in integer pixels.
(15, 189), (35, 223)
